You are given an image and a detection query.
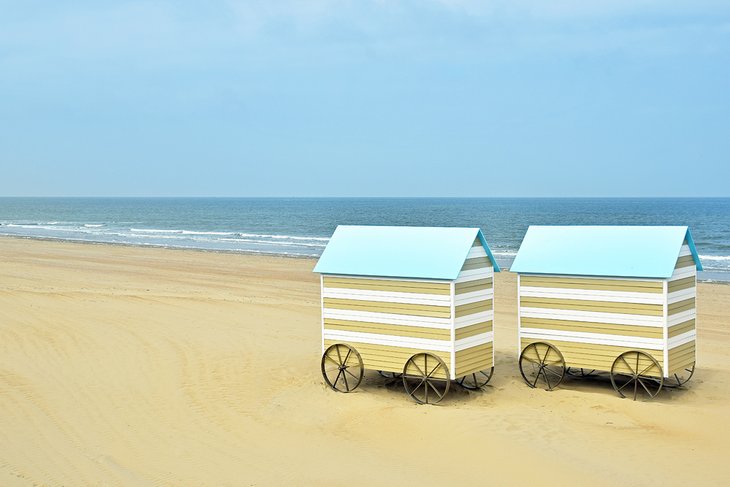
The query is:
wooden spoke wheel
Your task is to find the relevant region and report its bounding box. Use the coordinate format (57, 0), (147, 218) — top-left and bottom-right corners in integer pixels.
(610, 351), (663, 400)
(566, 367), (596, 377)
(377, 370), (402, 379)
(321, 343), (364, 393)
(402, 353), (450, 405)
(457, 367), (494, 390)
(519, 342), (566, 391)
(665, 362), (696, 388)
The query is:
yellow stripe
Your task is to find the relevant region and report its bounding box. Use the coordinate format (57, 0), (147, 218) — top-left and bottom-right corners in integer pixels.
(455, 300), (492, 318)
(455, 278), (492, 295)
(668, 276), (695, 293)
(668, 298), (695, 316)
(324, 340), (450, 378)
(520, 338), (663, 373)
(323, 276), (450, 295)
(668, 319), (695, 338)
(324, 318), (450, 340)
(324, 297), (451, 318)
(521, 317), (663, 339)
(455, 343), (493, 376)
(668, 341), (695, 374)
(455, 321), (492, 340)
(675, 255), (696, 269)
(520, 297), (663, 316)
(519, 275), (662, 293)
(462, 256), (492, 271)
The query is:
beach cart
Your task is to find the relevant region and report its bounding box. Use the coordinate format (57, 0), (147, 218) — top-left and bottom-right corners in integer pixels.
(313, 226), (500, 404)
(510, 226), (701, 400)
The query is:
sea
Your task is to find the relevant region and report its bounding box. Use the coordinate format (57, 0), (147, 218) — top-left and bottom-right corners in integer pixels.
(1, 197), (729, 282)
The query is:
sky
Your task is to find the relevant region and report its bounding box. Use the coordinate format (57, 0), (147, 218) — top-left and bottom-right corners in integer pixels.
(1, 0), (729, 197)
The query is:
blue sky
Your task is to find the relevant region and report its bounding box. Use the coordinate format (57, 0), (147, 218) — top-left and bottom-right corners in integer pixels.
(1, 1), (728, 197)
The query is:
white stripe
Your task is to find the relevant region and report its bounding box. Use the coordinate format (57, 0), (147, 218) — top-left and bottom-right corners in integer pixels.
(520, 307), (665, 327)
(667, 309), (696, 326)
(323, 309), (451, 329)
(454, 332), (494, 351)
(667, 287), (696, 305)
(455, 310), (494, 328)
(670, 266), (696, 281)
(467, 246), (488, 259)
(668, 330), (696, 349)
(456, 268), (493, 283)
(663, 280), (668, 375)
(323, 273), (450, 284)
(518, 273), (662, 283)
(321, 275), (325, 355)
(679, 245), (691, 257)
(450, 281), (456, 379)
(519, 286), (664, 305)
(454, 289), (493, 306)
(520, 328), (665, 350)
(323, 329), (452, 352)
(322, 288), (451, 306)
(322, 330), (495, 357)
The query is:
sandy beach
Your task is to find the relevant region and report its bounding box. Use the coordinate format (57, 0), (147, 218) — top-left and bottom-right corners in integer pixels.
(1, 236), (728, 486)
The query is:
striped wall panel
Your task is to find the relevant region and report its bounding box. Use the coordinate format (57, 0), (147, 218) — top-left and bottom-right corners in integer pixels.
(323, 339), (451, 378)
(455, 342), (493, 376)
(668, 340), (695, 374)
(520, 337), (664, 373)
(321, 239), (496, 381)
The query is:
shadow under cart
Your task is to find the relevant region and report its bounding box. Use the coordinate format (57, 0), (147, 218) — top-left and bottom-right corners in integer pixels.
(321, 343), (494, 405)
(518, 341), (695, 401)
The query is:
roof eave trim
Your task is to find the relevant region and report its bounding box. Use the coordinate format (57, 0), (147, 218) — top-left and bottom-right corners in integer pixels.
(684, 228), (703, 271)
(477, 229), (501, 272)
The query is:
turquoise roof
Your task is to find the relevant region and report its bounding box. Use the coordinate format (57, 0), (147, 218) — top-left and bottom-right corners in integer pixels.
(313, 225), (500, 280)
(510, 226), (702, 279)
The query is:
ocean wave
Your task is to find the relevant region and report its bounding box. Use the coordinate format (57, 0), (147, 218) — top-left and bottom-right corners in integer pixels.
(84, 224), (104, 228)
(128, 228), (329, 243)
(237, 233), (330, 242)
(218, 238), (327, 248)
(699, 254), (730, 262)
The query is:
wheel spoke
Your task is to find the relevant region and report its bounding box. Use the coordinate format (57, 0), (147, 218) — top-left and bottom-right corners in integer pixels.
(427, 380), (444, 400)
(531, 369), (541, 388)
(544, 367), (563, 379)
(426, 362), (442, 379)
(633, 375), (638, 400)
(333, 368), (344, 388)
(618, 377), (634, 391)
(521, 356), (541, 365)
(637, 361), (659, 377)
(344, 368), (359, 380)
(324, 354), (341, 367)
(341, 368), (350, 391)
(543, 369), (552, 390)
(637, 377), (654, 397)
(620, 355), (634, 374)
(409, 360), (426, 378)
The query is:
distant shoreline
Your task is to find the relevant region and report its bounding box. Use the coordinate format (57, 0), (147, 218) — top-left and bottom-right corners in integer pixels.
(2, 234), (724, 284)
(0, 234), (318, 261)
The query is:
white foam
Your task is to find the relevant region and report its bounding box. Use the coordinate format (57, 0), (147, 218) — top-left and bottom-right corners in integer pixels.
(84, 224), (104, 228)
(699, 254), (730, 262)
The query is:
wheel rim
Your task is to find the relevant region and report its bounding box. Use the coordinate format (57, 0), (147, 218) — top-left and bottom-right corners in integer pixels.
(610, 351), (663, 400)
(377, 370), (402, 379)
(457, 367), (494, 390)
(519, 342), (565, 391)
(321, 344), (364, 393)
(667, 362), (695, 388)
(566, 367), (596, 377)
(402, 353), (450, 404)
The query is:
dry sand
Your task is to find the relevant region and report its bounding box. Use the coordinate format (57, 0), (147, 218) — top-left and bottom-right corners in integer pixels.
(0, 237), (728, 486)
